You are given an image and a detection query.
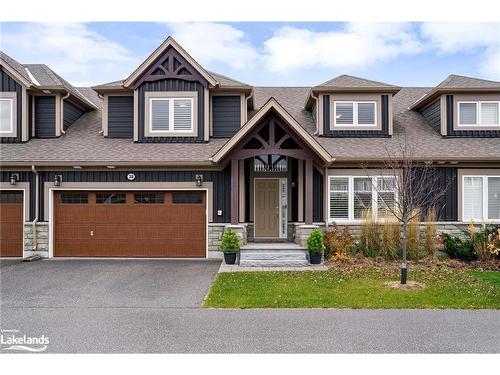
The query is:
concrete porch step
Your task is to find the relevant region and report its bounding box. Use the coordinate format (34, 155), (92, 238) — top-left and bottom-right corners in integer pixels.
(239, 242), (310, 267)
(240, 251), (307, 260)
(239, 259), (310, 267)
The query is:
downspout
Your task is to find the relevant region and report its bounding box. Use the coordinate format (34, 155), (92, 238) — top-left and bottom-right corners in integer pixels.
(31, 165), (39, 252)
(98, 93), (104, 134)
(310, 92), (319, 135)
(245, 91), (254, 123)
(60, 92), (70, 134)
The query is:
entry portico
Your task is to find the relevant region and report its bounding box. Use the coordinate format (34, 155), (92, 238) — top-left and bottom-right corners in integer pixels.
(212, 98), (333, 241)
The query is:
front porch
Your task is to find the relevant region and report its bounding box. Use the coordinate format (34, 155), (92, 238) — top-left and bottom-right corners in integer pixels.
(211, 98), (332, 253)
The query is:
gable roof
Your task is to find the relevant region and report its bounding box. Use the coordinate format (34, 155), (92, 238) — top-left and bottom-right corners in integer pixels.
(123, 36), (218, 88)
(410, 74), (500, 110)
(24, 64), (97, 109)
(0, 51), (33, 86)
(211, 97), (333, 164)
(305, 74), (401, 108)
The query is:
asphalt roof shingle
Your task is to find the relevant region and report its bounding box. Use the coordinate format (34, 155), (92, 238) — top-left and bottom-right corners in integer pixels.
(317, 74), (400, 89)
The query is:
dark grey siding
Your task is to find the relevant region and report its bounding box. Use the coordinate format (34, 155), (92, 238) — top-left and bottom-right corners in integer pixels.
(107, 96), (133, 138)
(212, 95), (241, 138)
(446, 95), (500, 137)
(0, 67), (23, 143)
(322, 94), (390, 137)
(421, 97), (441, 134)
(313, 167), (324, 222)
(290, 158), (298, 222)
(34, 96), (56, 138)
(138, 79), (205, 142)
(63, 100), (85, 130)
(0, 171), (36, 220)
(37, 168), (231, 222)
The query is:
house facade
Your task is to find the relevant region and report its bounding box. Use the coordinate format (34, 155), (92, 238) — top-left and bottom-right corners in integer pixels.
(1, 36), (499, 259)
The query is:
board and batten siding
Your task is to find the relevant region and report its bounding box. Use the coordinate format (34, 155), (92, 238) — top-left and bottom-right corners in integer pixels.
(212, 95), (241, 138)
(446, 95), (500, 137)
(63, 100), (85, 131)
(138, 79), (205, 142)
(107, 96), (133, 138)
(0, 67), (23, 143)
(313, 167), (324, 222)
(34, 96), (57, 138)
(420, 97), (441, 134)
(36, 168), (231, 222)
(322, 94), (390, 137)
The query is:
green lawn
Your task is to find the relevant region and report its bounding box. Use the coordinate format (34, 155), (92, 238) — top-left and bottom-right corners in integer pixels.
(204, 267), (500, 309)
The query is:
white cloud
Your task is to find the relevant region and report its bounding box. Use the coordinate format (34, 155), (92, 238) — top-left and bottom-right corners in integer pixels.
(167, 22), (260, 69)
(1, 23), (135, 84)
(421, 22), (500, 79)
(262, 23), (423, 72)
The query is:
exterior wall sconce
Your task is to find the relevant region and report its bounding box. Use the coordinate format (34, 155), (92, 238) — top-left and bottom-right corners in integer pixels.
(195, 174), (203, 187)
(10, 173), (19, 185)
(54, 174), (63, 187)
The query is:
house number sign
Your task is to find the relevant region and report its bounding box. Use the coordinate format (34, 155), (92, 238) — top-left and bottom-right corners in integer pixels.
(126, 173), (136, 181)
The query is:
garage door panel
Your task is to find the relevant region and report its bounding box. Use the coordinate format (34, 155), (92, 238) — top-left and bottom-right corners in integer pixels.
(55, 190), (206, 257)
(0, 191), (24, 257)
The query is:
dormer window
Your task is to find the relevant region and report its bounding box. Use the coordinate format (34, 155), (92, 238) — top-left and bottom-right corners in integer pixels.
(144, 91), (198, 137)
(334, 101), (376, 127)
(458, 101), (500, 127)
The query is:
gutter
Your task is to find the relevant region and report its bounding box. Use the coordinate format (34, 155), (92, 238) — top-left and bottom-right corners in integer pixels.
(30, 165), (39, 253)
(60, 93), (70, 135)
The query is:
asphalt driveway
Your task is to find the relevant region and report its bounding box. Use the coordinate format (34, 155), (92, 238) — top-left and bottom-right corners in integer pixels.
(1, 259), (499, 353)
(0, 258), (221, 308)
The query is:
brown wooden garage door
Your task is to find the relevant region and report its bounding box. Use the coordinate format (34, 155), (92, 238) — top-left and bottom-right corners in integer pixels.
(54, 191), (206, 257)
(0, 191), (24, 257)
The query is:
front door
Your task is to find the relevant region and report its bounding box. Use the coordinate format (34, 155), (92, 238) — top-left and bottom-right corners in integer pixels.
(254, 179), (280, 237)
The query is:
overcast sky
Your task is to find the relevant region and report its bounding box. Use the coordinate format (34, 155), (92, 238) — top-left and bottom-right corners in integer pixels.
(1, 22), (499, 87)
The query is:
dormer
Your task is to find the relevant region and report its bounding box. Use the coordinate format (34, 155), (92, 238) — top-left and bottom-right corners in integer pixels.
(304, 75), (401, 138)
(93, 37), (253, 142)
(411, 74), (500, 137)
(0, 52), (97, 143)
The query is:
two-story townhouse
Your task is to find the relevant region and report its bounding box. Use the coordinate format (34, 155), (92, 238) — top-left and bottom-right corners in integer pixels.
(1, 36), (499, 261)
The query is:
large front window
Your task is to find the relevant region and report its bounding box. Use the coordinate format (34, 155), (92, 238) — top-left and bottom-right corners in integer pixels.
(149, 97), (193, 133)
(254, 155), (288, 172)
(329, 176), (396, 221)
(463, 176), (500, 221)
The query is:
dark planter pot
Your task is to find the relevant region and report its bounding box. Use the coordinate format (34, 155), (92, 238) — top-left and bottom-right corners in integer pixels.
(309, 252), (322, 264)
(223, 251), (237, 265)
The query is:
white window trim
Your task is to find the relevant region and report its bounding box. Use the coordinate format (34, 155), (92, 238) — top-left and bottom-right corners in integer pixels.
(0, 98), (14, 134)
(457, 101), (500, 127)
(148, 97), (194, 134)
(333, 101), (377, 127)
(461, 175), (499, 222)
(328, 175), (397, 223)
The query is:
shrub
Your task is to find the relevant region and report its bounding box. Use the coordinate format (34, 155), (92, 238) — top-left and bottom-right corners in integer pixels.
(407, 213), (420, 260)
(440, 233), (476, 261)
(359, 211), (382, 258)
(307, 228), (324, 254)
(381, 217), (400, 260)
(467, 222), (500, 261)
(424, 207), (438, 257)
(219, 228), (240, 252)
(324, 224), (355, 260)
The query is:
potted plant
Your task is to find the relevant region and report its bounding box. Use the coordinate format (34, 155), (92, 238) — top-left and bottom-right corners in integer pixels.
(307, 228), (324, 264)
(220, 227), (240, 264)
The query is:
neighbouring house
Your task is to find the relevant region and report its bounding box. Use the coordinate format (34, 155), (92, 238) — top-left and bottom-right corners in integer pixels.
(0, 36), (499, 260)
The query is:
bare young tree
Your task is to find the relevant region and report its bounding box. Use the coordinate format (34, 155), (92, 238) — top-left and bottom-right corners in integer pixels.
(363, 135), (452, 284)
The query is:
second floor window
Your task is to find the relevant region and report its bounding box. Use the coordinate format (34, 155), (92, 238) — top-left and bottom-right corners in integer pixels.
(150, 97), (193, 133)
(458, 101), (499, 126)
(334, 101), (376, 127)
(0, 98), (14, 134)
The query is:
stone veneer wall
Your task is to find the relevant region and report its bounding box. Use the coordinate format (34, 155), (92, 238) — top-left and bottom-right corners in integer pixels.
(208, 223), (248, 258)
(24, 222), (49, 257)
